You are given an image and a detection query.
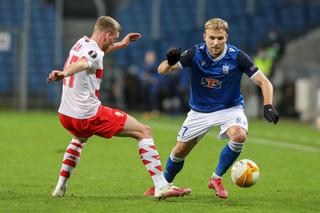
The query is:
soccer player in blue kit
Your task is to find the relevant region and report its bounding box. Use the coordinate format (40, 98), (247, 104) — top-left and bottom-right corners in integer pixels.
(144, 18), (279, 199)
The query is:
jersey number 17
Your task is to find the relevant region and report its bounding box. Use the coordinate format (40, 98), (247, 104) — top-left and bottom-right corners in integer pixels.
(63, 55), (79, 88)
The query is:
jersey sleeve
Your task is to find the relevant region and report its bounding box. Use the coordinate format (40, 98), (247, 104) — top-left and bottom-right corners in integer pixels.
(80, 46), (101, 71)
(180, 46), (197, 68)
(237, 50), (258, 77)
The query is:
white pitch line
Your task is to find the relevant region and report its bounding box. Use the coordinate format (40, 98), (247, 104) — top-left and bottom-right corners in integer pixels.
(249, 137), (320, 153)
(148, 121), (320, 153)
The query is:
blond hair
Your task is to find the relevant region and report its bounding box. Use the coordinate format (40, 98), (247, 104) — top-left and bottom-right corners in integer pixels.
(94, 16), (121, 33)
(204, 18), (228, 33)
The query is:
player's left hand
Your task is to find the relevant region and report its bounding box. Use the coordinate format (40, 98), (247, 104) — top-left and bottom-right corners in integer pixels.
(47, 70), (65, 83)
(263, 104), (279, 124)
(128, 33), (142, 41)
(123, 33), (142, 45)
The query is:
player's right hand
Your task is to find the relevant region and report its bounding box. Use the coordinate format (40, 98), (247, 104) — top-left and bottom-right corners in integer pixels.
(47, 70), (65, 83)
(166, 48), (181, 66)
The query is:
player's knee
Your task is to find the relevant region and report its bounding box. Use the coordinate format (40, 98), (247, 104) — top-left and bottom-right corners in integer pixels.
(231, 132), (247, 143)
(73, 136), (88, 143)
(228, 127), (247, 143)
(139, 124), (153, 139)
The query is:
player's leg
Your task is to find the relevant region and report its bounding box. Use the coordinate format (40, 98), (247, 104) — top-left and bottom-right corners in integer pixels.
(144, 140), (197, 196)
(208, 107), (248, 199)
(116, 114), (191, 199)
(163, 110), (211, 184)
(52, 136), (88, 197)
(163, 139), (198, 183)
(213, 126), (247, 178)
(209, 126), (247, 198)
(116, 114), (168, 189)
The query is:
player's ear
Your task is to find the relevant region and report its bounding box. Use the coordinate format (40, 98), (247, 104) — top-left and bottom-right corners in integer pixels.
(203, 32), (206, 41)
(104, 32), (111, 40)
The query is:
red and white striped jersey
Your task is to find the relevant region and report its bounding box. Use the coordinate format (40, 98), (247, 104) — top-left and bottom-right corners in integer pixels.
(58, 36), (104, 119)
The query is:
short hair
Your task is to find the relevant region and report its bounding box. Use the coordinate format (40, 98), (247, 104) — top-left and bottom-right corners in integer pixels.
(204, 18), (228, 33)
(94, 16), (121, 33)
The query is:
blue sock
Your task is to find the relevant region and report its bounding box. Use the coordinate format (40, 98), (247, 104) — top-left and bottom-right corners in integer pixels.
(164, 154), (184, 183)
(214, 141), (243, 177)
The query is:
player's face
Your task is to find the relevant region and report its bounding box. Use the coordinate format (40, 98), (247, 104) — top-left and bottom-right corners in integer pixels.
(103, 31), (119, 52)
(203, 29), (228, 58)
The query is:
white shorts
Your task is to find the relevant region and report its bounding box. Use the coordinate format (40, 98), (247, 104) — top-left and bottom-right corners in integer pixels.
(177, 106), (248, 142)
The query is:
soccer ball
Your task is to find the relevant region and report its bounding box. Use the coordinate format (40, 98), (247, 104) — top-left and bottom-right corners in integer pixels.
(231, 159), (259, 187)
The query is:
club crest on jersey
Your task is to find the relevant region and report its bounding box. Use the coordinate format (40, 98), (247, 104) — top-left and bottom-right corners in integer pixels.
(115, 111), (124, 117)
(201, 77), (221, 88)
(88, 50), (97, 59)
(222, 64), (229, 74)
(228, 47), (236, 52)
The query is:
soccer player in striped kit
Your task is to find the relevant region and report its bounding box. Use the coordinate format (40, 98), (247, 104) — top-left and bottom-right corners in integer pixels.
(144, 18), (279, 199)
(47, 16), (191, 199)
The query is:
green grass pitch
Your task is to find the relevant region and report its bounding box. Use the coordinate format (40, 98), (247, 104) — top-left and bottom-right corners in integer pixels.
(0, 111), (319, 212)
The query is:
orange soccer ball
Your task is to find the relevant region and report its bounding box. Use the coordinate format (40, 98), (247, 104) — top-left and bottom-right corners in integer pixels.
(231, 159), (260, 187)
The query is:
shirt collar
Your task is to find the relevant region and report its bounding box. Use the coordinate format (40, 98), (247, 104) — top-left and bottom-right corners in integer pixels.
(84, 36), (104, 55)
(206, 44), (228, 62)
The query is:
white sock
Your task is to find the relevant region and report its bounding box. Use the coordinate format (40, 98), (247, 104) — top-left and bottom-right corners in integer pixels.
(56, 137), (86, 188)
(138, 138), (168, 189)
(211, 172), (221, 179)
(227, 141), (244, 153)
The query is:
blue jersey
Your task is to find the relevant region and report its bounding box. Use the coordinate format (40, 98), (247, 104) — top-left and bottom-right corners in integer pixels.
(180, 43), (258, 113)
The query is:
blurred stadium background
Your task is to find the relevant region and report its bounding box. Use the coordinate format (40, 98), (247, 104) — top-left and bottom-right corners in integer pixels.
(1, 0), (320, 125)
(1, 1), (320, 212)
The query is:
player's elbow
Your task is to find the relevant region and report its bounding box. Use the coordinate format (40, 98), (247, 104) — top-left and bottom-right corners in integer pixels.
(158, 67), (165, 74)
(260, 78), (273, 91)
(158, 60), (171, 74)
(158, 66), (167, 74)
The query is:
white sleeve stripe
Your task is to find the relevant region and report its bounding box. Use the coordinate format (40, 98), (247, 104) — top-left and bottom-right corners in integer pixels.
(250, 69), (262, 80)
(176, 62), (183, 71)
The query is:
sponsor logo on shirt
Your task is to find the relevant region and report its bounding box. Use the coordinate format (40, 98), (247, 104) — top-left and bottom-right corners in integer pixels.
(200, 77), (221, 88)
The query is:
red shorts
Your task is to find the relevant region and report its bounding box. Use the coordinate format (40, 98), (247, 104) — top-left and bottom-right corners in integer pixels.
(59, 105), (127, 139)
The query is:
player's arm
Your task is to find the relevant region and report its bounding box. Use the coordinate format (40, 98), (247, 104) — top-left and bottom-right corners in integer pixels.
(47, 58), (89, 82)
(158, 48), (182, 74)
(106, 33), (142, 54)
(251, 71), (279, 124)
(158, 47), (195, 74)
(158, 60), (183, 74)
(251, 71), (273, 105)
(238, 50), (279, 124)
